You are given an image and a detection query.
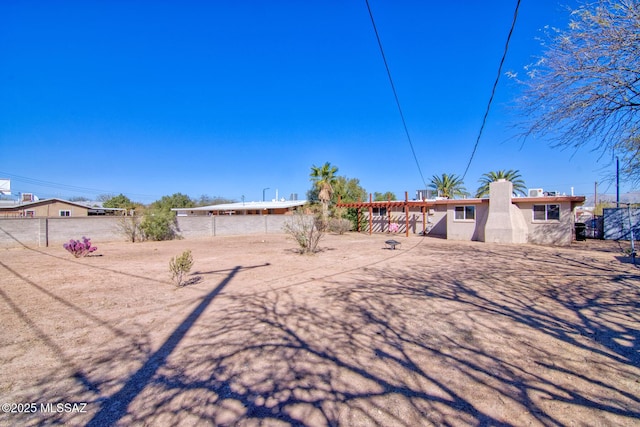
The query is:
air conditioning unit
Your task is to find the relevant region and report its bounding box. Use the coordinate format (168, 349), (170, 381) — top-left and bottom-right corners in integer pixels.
(416, 189), (436, 200)
(528, 188), (544, 197)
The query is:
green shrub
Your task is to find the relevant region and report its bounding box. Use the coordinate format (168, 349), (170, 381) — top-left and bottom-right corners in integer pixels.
(140, 211), (176, 241)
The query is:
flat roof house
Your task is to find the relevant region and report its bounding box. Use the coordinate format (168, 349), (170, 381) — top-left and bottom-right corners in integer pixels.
(338, 180), (585, 246)
(0, 198), (124, 218)
(172, 200), (308, 216)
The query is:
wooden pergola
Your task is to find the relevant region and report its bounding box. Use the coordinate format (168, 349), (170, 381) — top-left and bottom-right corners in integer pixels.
(337, 191), (435, 237)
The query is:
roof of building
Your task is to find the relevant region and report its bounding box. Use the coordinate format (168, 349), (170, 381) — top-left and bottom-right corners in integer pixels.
(337, 195), (586, 209)
(172, 200), (307, 212)
(0, 198), (125, 211)
(0, 197), (91, 210)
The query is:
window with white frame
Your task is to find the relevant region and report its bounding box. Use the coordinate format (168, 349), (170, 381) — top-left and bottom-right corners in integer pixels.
(454, 205), (475, 220)
(533, 204), (560, 221)
(59, 210), (71, 217)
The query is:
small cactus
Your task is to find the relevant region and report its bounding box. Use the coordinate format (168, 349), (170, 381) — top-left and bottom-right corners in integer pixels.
(63, 237), (98, 258)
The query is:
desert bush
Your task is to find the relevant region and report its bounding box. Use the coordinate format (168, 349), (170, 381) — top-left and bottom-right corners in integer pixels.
(117, 214), (143, 242)
(140, 211), (177, 241)
(283, 210), (324, 254)
(169, 250), (194, 287)
(331, 206), (360, 232)
(63, 237), (97, 258)
(328, 218), (352, 235)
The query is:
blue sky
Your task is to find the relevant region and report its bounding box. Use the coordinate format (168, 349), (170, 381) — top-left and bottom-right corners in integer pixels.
(1, 1), (633, 204)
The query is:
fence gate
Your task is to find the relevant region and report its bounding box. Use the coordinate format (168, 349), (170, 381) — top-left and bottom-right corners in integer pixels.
(603, 207), (640, 240)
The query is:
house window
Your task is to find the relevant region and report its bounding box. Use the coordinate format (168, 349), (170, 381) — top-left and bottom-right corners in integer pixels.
(372, 207), (387, 217)
(25, 210), (35, 218)
(59, 210), (71, 217)
(454, 206), (475, 220)
(533, 204), (560, 221)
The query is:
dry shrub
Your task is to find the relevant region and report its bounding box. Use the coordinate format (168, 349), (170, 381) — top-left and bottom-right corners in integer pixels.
(283, 210), (324, 254)
(328, 218), (352, 235)
(169, 250), (194, 287)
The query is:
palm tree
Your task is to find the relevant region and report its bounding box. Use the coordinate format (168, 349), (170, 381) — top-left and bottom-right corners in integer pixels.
(429, 173), (468, 199)
(475, 169), (526, 198)
(310, 162), (338, 224)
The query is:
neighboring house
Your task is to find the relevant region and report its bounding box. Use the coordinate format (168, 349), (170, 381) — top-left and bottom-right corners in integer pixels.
(0, 198), (124, 218)
(337, 181), (585, 246)
(172, 200), (307, 216)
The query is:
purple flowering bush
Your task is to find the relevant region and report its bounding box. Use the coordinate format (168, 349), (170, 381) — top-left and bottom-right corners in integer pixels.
(63, 237), (98, 258)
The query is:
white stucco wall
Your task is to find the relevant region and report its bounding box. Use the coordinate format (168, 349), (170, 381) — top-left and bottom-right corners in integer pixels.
(484, 181), (528, 244)
(446, 202), (488, 241)
(514, 200), (575, 246)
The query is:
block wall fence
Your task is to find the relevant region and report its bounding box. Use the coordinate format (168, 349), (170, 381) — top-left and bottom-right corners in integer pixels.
(0, 215), (307, 248)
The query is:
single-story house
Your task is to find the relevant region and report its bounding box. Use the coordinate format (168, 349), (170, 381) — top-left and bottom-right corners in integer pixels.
(172, 200), (308, 216)
(337, 180), (586, 246)
(0, 198), (124, 218)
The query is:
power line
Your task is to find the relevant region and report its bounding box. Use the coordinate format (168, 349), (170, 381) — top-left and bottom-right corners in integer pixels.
(365, 0), (428, 190)
(0, 171), (160, 200)
(461, 0), (522, 181)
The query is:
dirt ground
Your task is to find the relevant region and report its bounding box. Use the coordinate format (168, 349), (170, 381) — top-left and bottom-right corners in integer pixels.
(0, 233), (638, 426)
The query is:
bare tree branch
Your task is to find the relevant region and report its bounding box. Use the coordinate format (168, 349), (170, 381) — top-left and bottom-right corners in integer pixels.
(516, 0), (640, 184)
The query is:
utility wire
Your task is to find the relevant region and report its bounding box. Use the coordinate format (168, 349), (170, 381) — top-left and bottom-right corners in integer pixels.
(0, 171), (160, 200)
(461, 0), (522, 181)
(365, 0), (428, 190)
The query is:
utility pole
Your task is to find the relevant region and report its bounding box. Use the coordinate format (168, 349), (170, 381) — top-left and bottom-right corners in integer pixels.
(616, 156), (620, 209)
(616, 157), (620, 208)
(628, 203), (636, 266)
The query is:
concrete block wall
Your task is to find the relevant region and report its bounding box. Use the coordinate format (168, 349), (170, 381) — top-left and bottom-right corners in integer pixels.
(175, 215), (294, 237)
(0, 215), (309, 248)
(0, 219), (41, 248)
(262, 215), (301, 234)
(213, 215), (268, 235)
(46, 217), (121, 246)
(175, 216), (214, 238)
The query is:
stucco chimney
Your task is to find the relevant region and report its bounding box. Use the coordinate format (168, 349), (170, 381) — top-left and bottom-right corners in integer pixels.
(484, 180), (528, 244)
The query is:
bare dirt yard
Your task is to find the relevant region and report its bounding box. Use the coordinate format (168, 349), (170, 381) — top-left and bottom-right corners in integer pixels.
(0, 233), (638, 426)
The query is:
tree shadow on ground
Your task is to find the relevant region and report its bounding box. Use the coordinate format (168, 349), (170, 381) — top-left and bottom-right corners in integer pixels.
(85, 243), (639, 425)
(112, 290), (512, 426)
(3, 241), (639, 426)
(85, 263), (270, 426)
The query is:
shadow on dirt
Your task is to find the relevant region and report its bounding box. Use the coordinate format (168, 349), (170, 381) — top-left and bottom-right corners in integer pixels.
(3, 240), (639, 426)
(85, 263), (270, 426)
(86, 244), (639, 425)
